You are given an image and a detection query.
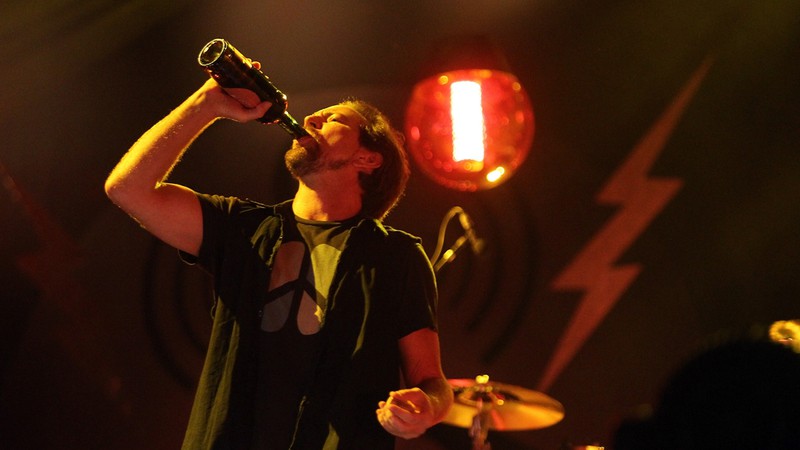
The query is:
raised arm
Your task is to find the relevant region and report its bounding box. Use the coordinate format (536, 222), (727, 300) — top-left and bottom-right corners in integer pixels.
(104, 78), (272, 256)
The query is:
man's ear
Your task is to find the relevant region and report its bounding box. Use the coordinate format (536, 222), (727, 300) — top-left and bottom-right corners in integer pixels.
(354, 150), (383, 172)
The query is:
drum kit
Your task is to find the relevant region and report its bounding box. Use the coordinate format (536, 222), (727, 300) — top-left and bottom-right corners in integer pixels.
(442, 374), (568, 450)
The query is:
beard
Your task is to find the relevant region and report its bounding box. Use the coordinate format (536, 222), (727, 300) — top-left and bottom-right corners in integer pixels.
(285, 139), (321, 179)
(284, 139), (351, 179)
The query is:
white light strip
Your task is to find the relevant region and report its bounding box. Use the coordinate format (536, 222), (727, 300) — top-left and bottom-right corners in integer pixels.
(450, 81), (485, 162)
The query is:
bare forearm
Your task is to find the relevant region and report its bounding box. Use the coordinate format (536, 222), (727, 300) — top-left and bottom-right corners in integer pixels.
(104, 87), (217, 206)
(377, 326), (454, 439)
(104, 79), (271, 254)
(418, 376), (454, 423)
(376, 378), (453, 439)
(105, 78), (272, 205)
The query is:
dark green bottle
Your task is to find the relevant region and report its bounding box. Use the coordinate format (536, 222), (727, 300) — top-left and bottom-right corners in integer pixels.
(198, 38), (309, 139)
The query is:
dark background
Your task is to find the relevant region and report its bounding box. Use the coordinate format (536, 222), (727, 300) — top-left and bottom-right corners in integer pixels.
(1, 1), (798, 449)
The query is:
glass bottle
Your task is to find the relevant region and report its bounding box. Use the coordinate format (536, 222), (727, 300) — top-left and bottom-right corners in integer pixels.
(198, 38), (309, 139)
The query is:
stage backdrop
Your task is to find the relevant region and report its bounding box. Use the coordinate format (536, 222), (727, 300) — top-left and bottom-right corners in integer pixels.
(1, 1), (798, 449)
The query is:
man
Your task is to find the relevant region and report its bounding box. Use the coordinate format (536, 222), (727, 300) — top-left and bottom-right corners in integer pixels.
(105, 71), (453, 449)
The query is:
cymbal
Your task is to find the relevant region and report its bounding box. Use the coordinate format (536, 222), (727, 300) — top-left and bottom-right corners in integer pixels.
(443, 378), (564, 431)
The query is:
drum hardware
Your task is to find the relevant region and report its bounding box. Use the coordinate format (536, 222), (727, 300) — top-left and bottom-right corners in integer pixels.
(443, 374), (565, 450)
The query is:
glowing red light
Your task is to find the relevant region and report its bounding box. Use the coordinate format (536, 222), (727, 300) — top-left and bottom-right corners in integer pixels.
(405, 69), (534, 191)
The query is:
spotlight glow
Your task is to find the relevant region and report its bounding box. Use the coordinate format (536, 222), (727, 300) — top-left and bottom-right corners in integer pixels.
(450, 81), (485, 167)
(405, 69), (534, 191)
(486, 166), (506, 183)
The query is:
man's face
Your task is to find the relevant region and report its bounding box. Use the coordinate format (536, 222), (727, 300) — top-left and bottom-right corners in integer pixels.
(285, 104), (367, 179)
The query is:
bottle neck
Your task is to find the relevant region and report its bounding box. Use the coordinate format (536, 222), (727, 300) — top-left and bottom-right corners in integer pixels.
(278, 112), (309, 139)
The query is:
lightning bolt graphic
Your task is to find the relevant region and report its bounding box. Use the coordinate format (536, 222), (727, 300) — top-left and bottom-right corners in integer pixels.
(537, 57), (714, 392)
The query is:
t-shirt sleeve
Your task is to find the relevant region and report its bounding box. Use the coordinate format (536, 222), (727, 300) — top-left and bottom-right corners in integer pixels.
(394, 238), (439, 339)
(178, 193), (241, 274)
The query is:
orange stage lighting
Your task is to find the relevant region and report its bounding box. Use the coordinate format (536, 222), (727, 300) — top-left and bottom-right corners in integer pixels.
(405, 36), (534, 191)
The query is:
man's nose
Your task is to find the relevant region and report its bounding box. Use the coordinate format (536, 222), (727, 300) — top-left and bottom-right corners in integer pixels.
(304, 115), (322, 129)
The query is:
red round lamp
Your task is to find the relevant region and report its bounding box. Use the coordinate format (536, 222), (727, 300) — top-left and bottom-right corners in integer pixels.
(405, 37), (535, 191)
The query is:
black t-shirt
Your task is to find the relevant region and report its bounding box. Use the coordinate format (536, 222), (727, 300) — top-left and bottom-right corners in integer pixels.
(253, 216), (358, 449)
(181, 196), (437, 450)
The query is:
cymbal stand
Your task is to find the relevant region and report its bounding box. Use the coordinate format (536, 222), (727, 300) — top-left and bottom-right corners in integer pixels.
(468, 377), (494, 450)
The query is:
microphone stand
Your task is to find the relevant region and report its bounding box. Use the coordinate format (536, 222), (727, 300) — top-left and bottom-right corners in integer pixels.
(430, 206), (485, 273)
(433, 234), (469, 273)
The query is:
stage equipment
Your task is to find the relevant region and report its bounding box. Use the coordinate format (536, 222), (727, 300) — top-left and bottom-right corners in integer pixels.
(430, 206), (485, 272)
(769, 319), (800, 353)
(405, 36), (534, 191)
(443, 375), (564, 449)
(198, 38), (309, 139)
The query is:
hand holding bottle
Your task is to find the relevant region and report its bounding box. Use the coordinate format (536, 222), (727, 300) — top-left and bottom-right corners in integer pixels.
(220, 60), (268, 108)
(198, 39), (308, 138)
(195, 77), (274, 124)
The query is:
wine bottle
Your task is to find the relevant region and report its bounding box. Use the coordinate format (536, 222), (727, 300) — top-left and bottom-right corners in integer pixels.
(198, 38), (309, 139)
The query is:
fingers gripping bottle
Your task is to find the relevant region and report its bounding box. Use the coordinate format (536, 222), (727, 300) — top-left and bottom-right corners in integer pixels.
(198, 38), (309, 139)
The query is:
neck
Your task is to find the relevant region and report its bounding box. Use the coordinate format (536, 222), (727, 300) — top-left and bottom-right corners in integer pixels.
(292, 179), (363, 222)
